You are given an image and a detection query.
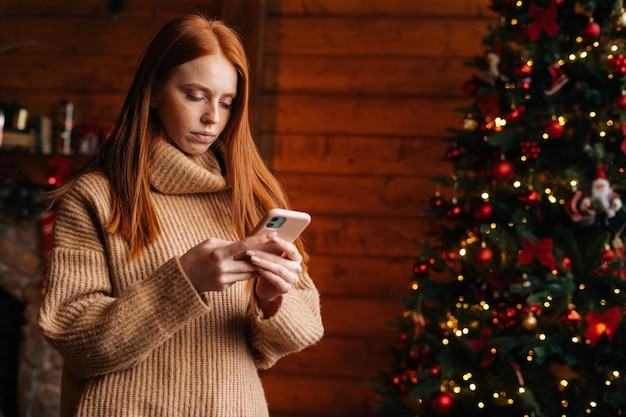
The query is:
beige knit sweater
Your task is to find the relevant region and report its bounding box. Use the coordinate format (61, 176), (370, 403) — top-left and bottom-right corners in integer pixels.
(38, 140), (324, 417)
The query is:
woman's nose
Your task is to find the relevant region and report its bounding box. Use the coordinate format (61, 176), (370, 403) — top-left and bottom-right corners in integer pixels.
(201, 102), (219, 125)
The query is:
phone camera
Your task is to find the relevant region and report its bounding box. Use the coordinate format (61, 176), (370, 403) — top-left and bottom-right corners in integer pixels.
(266, 216), (286, 229)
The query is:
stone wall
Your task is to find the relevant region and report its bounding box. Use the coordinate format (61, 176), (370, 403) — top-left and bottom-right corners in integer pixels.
(0, 218), (61, 417)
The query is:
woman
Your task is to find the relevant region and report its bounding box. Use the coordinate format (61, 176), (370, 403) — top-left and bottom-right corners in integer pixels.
(38, 14), (323, 417)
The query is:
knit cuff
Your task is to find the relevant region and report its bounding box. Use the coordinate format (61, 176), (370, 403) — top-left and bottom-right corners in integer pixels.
(144, 257), (210, 335)
(249, 287), (323, 369)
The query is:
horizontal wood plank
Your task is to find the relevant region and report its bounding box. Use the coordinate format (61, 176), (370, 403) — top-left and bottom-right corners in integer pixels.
(318, 296), (403, 339)
(260, 94), (471, 137)
(268, 336), (401, 378)
(262, 55), (475, 97)
(263, 372), (374, 417)
(267, 0), (495, 18)
(0, 54), (137, 94)
(264, 16), (494, 58)
(0, 17), (166, 56)
(0, 0), (221, 19)
(308, 254), (413, 299)
(302, 214), (428, 258)
(280, 174), (434, 217)
(269, 134), (448, 177)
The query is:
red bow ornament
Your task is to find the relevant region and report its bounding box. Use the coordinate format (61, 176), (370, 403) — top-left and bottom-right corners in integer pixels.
(526, 3), (560, 41)
(517, 237), (556, 266)
(585, 307), (621, 345)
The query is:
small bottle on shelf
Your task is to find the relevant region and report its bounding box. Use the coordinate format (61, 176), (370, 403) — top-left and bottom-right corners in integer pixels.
(55, 100), (74, 155)
(77, 119), (100, 155)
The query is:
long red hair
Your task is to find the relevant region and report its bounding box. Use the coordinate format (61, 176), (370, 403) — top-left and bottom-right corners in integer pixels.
(48, 14), (307, 262)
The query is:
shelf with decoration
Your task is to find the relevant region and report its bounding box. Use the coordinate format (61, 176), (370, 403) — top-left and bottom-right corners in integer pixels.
(0, 101), (105, 221)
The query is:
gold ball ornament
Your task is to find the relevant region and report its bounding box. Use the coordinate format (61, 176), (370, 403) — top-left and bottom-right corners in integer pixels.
(522, 312), (538, 330)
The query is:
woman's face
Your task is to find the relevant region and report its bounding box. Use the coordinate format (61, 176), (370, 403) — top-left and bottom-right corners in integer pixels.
(151, 53), (238, 155)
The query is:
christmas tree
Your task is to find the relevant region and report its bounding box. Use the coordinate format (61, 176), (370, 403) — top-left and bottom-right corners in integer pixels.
(370, 1), (626, 416)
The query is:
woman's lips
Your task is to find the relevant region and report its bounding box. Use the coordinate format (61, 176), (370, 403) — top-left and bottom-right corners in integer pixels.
(192, 132), (215, 143)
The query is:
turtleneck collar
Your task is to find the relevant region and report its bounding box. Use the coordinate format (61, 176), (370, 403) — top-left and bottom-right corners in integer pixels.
(149, 139), (229, 194)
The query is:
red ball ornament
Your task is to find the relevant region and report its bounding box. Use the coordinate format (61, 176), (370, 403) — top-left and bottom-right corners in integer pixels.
(413, 260), (430, 277)
(492, 159), (515, 183)
(446, 144), (463, 160)
(596, 263), (610, 275)
(473, 201), (493, 222)
(475, 246), (494, 266)
(544, 119), (564, 138)
(430, 392), (453, 415)
(520, 189), (541, 206)
(617, 94), (626, 109)
(446, 203), (462, 219)
(514, 63), (533, 79)
(562, 257), (572, 270)
(601, 248), (616, 263)
(609, 54), (626, 76)
(558, 308), (581, 329)
(582, 20), (601, 41)
(429, 194), (445, 208)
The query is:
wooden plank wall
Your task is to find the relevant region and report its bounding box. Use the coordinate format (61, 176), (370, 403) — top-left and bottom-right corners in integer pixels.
(0, 0), (497, 416)
(0, 0), (254, 128)
(259, 1), (497, 416)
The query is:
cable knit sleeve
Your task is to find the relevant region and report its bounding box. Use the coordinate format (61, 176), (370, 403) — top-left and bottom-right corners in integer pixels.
(247, 271), (324, 369)
(38, 175), (209, 379)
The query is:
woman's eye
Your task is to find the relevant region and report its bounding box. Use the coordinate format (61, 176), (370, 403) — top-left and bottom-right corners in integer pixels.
(186, 94), (204, 102)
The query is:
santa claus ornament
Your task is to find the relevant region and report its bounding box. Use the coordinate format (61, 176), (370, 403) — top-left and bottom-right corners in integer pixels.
(569, 165), (623, 227)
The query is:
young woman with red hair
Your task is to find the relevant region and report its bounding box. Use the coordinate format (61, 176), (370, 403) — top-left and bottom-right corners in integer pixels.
(38, 14), (323, 417)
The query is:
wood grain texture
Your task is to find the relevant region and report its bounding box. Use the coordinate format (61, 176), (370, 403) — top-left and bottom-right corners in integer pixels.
(263, 17), (492, 57)
(266, 0), (495, 17)
(259, 94), (471, 137)
(260, 2), (496, 416)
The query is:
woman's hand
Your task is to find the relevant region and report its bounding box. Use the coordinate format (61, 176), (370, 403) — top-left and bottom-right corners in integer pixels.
(179, 232), (281, 293)
(246, 234), (303, 317)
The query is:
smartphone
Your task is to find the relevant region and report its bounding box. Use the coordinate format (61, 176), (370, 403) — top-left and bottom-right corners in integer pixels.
(250, 208), (311, 243)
